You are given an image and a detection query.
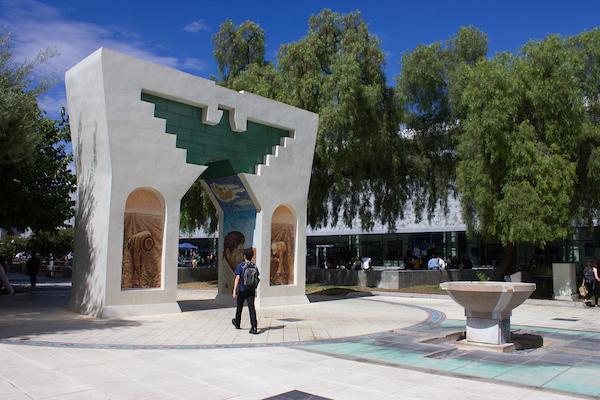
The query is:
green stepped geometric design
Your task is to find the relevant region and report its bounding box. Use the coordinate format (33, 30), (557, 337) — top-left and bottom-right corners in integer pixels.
(141, 92), (291, 178)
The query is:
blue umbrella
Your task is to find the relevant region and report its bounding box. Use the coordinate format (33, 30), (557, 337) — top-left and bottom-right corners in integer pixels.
(178, 242), (198, 250)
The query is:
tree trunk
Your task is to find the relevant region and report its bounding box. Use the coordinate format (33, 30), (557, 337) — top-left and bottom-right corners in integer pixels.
(492, 242), (516, 281)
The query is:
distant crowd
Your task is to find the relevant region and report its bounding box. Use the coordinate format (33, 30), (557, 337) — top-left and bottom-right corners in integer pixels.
(179, 250), (216, 268)
(403, 249), (473, 271)
(319, 241), (473, 271)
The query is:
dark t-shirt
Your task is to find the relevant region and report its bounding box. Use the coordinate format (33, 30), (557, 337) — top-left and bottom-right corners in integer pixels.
(26, 256), (41, 273)
(235, 262), (259, 293)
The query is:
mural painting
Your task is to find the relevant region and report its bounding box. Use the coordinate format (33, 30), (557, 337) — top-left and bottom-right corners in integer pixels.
(270, 206), (295, 285)
(121, 189), (164, 289)
(204, 176), (257, 292)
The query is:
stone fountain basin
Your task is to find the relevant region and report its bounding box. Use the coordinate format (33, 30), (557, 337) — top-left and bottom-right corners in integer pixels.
(440, 281), (536, 320)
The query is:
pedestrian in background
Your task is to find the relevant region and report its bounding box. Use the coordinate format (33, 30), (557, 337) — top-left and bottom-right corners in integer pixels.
(583, 260), (600, 307)
(26, 253), (41, 289)
(427, 254), (441, 270)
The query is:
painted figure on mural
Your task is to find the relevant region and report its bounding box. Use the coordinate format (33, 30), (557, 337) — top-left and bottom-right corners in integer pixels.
(126, 230), (155, 284)
(121, 190), (163, 289)
(223, 231), (245, 290)
(270, 206), (295, 285)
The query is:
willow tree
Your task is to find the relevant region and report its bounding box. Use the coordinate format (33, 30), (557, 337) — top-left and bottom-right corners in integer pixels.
(278, 9), (401, 230)
(457, 30), (600, 278)
(396, 26), (488, 220)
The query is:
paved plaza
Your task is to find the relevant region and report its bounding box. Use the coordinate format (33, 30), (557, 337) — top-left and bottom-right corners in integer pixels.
(1, 274), (600, 399)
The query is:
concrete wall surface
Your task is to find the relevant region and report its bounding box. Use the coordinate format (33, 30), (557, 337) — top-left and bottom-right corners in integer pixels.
(306, 268), (494, 290)
(177, 267), (218, 283)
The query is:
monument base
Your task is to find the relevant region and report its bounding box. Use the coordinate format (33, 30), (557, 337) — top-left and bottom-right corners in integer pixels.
(99, 302), (182, 319)
(466, 316), (510, 345)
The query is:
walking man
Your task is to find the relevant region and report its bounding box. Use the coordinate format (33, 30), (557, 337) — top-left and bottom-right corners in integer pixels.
(232, 248), (260, 334)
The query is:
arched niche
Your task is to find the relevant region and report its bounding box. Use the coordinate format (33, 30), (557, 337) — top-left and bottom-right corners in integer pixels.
(270, 205), (295, 286)
(121, 188), (164, 289)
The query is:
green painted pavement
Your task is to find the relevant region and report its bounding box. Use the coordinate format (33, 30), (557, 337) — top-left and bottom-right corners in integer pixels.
(300, 323), (600, 398)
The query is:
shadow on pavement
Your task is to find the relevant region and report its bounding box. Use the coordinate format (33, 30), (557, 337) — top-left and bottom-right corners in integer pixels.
(0, 284), (141, 341)
(178, 299), (232, 312)
(307, 290), (373, 303)
(258, 325), (285, 334)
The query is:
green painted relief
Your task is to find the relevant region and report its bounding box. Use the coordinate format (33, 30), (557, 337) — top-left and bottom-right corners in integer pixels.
(141, 92), (290, 178)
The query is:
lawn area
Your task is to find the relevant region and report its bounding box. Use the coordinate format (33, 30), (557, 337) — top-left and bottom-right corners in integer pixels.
(178, 280), (218, 290)
(305, 283), (446, 296)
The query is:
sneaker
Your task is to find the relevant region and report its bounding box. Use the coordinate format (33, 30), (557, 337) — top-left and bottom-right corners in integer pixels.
(231, 319), (240, 329)
(249, 327), (258, 334)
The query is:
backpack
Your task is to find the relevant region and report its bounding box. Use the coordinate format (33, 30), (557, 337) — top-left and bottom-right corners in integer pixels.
(241, 262), (260, 290)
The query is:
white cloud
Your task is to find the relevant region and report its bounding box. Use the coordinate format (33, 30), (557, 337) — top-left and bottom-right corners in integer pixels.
(37, 93), (67, 116)
(180, 57), (207, 71)
(0, 0), (207, 114)
(183, 20), (210, 33)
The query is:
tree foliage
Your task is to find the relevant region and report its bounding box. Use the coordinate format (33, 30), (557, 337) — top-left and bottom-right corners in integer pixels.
(0, 228), (73, 261)
(0, 110), (76, 232)
(0, 33), (75, 233)
(212, 20), (266, 84)
(457, 31), (600, 249)
(27, 227), (73, 256)
(396, 27), (488, 219)
(0, 33), (49, 165)
(568, 29), (600, 224)
(183, 15), (600, 249)
(277, 10), (401, 230)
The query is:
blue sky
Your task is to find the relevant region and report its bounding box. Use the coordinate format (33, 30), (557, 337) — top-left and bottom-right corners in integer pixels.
(2, 0), (599, 118)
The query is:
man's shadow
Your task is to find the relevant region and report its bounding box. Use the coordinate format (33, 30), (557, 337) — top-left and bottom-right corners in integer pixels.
(258, 325), (285, 334)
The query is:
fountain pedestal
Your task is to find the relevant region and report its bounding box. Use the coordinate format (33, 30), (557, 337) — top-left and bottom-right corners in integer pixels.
(466, 316), (511, 345)
(440, 281), (536, 346)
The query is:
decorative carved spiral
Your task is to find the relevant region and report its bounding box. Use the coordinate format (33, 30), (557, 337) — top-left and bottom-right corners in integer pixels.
(142, 236), (155, 251)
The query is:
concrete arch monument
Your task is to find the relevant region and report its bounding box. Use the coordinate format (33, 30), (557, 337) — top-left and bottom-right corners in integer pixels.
(65, 48), (318, 317)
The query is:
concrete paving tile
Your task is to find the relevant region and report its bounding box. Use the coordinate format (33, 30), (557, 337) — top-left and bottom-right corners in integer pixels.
(0, 392), (31, 400)
(168, 383), (237, 400)
(322, 384), (387, 400)
(42, 389), (110, 399)
(495, 364), (570, 387)
(519, 389), (585, 400)
(450, 359), (515, 379)
(395, 384), (497, 400)
(542, 366), (600, 397)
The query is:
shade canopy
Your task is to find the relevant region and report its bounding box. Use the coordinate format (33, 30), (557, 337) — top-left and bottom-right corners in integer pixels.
(178, 242), (198, 250)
